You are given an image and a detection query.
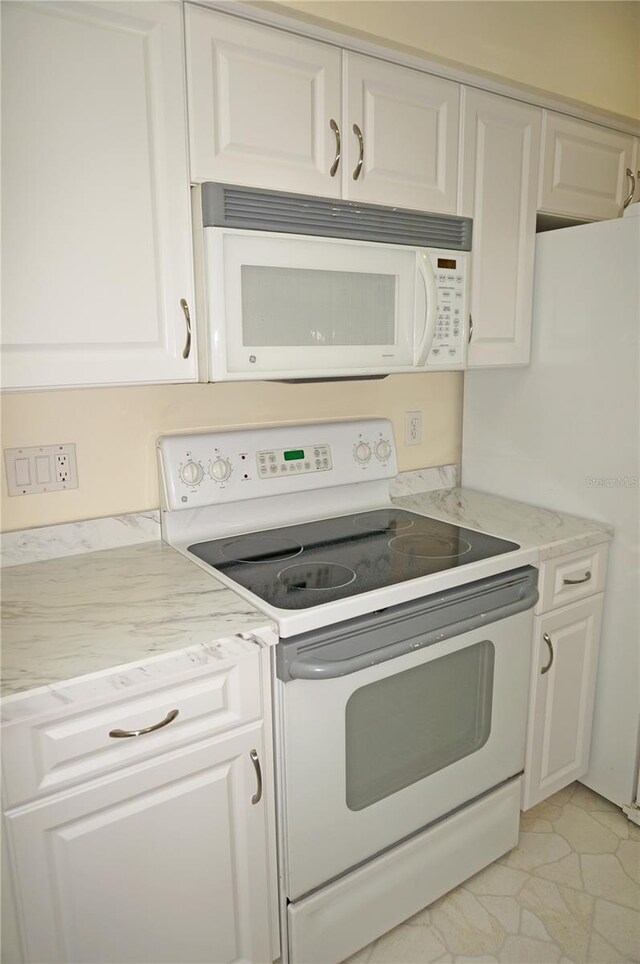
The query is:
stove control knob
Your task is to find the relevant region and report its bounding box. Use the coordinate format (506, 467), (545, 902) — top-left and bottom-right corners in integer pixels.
(180, 461), (203, 486)
(354, 442), (372, 464)
(375, 440), (392, 462)
(210, 458), (232, 482)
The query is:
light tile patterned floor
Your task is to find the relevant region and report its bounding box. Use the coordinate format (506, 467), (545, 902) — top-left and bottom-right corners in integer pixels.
(344, 783), (640, 964)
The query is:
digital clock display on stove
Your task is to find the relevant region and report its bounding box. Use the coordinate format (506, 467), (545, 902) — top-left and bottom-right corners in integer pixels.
(284, 449), (305, 461)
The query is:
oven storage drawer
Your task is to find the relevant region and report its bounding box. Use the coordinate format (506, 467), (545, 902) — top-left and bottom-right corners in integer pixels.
(2, 654), (262, 808)
(288, 776), (522, 964)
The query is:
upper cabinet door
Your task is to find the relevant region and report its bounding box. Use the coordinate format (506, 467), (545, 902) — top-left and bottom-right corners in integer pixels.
(539, 112), (636, 220)
(186, 6), (342, 196)
(344, 54), (459, 213)
(1, 1), (197, 390)
(461, 89), (541, 367)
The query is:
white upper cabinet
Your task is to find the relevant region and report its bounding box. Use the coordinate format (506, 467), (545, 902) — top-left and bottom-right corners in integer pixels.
(185, 6), (459, 213)
(1, 1), (197, 390)
(539, 112), (637, 220)
(460, 88), (541, 367)
(344, 54), (459, 212)
(186, 5), (342, 196)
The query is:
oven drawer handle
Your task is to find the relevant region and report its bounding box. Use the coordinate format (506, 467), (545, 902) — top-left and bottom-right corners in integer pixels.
(287, 585), (539, 680)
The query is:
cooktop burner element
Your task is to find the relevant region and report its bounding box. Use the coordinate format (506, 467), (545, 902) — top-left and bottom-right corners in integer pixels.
(352, 509), (415, 532)
(187, 509), (520, 611)
(279, 562), (356, 592)
(389, 533), (473, 559)
(220, 535), (302, 564)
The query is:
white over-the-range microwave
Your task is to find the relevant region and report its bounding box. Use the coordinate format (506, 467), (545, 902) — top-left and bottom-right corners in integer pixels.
(195, 183), (472, 381)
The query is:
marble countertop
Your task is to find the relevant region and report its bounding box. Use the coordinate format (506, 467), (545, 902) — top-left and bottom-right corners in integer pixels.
(1, 541), (275, 707)
(1, 485), (612, 714)
(394, 487), (613, 559)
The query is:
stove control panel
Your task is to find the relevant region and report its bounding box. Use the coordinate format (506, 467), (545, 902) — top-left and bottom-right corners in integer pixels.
(257, 444), (333, 478)
(157, 419), (398, 510)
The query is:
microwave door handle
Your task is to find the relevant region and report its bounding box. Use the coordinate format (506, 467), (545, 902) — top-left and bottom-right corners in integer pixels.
(415, 251), (438, 367)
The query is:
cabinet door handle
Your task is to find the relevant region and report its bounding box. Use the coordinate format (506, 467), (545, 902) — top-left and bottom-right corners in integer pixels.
(623, 168), (635, 209)
(109, 708), (179, 738)
(541, 633), (554, 675)
(329, 119), (341, 177)
(352, 123), (364, 181)
(562, 570), (591, 585)
(250, 749), (263, 804)
(468, 314), (473, 344)
(180, 298), (192, 359)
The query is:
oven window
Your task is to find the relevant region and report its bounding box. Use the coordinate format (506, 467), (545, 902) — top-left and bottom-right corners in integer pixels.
(345, 641), (494, 811)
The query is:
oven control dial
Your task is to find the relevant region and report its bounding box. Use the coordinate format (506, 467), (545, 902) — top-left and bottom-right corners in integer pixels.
(210, 457), (232, 483)
(180, 461), (203, 486)
(375, 439), (392, 462)
(354, 442), (372, 464)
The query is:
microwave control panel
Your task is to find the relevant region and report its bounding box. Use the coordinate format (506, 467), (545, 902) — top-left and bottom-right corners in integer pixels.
(426, 250), (469, 369)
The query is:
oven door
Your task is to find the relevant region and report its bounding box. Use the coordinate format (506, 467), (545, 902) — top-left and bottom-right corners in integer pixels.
(278, 597), (534, 900)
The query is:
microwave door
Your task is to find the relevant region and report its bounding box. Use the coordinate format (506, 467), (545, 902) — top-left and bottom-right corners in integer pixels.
(206, 230), (418, 380)
(414, 250), (438, 367)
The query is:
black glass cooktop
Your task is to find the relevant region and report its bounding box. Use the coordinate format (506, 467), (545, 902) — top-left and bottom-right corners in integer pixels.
(188, 509), (519, 611)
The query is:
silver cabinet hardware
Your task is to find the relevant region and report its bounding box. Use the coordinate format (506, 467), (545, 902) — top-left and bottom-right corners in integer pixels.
(562, 570), (592, 585)
(180, 299), (192, 359)
(624, 168), (636, 209)
(329, 119), (341, 177)
(352, 123), (364, 181)
(250, 749), (262, 804)
(468, 314), (473, 344)
(109, 708), (179, 739)
(541, 633), (554, 675)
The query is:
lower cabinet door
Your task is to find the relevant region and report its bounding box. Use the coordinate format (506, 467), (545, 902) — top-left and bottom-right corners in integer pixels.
(522, 594), (604, 809)
(4, 725), (277, 964)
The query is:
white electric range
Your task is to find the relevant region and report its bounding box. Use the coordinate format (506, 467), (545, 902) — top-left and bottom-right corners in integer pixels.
(158, 419), (539, 964)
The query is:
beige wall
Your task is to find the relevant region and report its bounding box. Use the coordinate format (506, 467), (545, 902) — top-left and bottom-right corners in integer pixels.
(1, 374), (462, 532)
(267, 0), (640, 121)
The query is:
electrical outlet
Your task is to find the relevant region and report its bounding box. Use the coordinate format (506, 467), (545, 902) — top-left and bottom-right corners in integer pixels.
(4, 443), (78, 496)
(55, 452), (71, 483)
(405, 411), (422, 447)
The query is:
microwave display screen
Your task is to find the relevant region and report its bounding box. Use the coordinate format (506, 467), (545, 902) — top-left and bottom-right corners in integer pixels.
(284, 450), (305, 461)
(437, 258), (457, 269)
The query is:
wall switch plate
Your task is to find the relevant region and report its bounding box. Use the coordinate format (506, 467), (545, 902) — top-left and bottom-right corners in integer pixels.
(4, 444), (78, 496)
(405, 411), (422, 446)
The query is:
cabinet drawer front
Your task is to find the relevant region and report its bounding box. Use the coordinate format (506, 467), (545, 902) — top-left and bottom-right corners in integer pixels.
(539, 112), (635, 220)
(2, 656), (261, 808)
(536, 542), (608, 613)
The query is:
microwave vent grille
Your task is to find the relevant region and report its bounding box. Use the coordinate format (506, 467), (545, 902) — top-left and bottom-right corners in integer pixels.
(202, 184), (472, 250)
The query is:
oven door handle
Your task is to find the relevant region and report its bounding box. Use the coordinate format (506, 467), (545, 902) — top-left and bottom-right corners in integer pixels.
(287, 586), (539, 680)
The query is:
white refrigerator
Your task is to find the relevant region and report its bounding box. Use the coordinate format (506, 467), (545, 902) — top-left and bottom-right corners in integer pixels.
(462, 205), (640, 815)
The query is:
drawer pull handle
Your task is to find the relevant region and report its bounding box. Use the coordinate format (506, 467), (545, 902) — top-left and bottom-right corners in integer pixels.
(563, 570), (591, 586)
(250, 749), (263, 804)
(329, 119), (341, 177)
(109, 708), (179, 739)
(541, 633), (554, 675)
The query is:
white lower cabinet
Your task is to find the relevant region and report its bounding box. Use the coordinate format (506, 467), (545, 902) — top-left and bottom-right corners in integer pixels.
(523, 593), (604, 810)
(2, 656), (279, 964)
